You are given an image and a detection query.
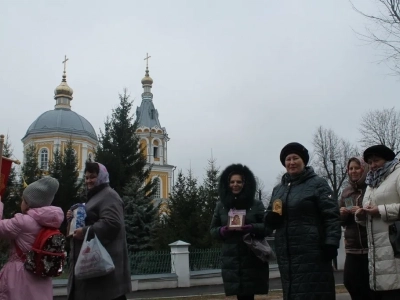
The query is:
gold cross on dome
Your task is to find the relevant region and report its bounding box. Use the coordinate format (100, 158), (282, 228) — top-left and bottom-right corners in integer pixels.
(62, 55), (69, 72)
(144, 53), (151, 69)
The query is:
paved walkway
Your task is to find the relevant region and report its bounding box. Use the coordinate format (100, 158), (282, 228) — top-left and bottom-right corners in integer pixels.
(55, 271), (349, 300)
(127, 271), (345, 299)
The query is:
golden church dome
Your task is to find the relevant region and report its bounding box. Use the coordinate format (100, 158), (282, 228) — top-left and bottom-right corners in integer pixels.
(54, 73), (73, 99)
(141, 70), (153, 85)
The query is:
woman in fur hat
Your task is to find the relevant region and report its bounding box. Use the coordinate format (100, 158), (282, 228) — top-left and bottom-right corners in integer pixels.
(210, 164), (269, 300)
(264, 142), (341, 300)
(0, 177), (64, 300)
(339, 157), (374, 300)
(355, 145), (400, 299)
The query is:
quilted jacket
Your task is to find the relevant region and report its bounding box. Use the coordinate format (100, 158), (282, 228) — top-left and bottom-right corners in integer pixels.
(210, 164), (269, 296)
(357, 163), (400, 291)
(265, 167), (341, 300)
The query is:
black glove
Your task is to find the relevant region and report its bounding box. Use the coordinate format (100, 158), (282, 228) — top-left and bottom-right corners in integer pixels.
(322, 244), (338, 261)
(264, 211), (283, 226)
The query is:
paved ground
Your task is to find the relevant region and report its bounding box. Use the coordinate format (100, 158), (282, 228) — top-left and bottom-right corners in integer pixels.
(55, 271), (349, 300)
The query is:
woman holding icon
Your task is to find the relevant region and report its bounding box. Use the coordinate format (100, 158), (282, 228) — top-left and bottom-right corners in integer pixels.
(339, 156), (373, 300)
(210, 163), (269, 300)
(355, 145), (400, 299)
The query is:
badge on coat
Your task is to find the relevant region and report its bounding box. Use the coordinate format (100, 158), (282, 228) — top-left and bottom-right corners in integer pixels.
(272, 199), (283, 215)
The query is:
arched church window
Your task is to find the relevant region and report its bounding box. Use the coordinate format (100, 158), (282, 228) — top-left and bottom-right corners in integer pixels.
(153, 178), (161, 199)
(88, 153), (92, 162)
(153, 146), (158, 158)
(40, 148), (49, 170)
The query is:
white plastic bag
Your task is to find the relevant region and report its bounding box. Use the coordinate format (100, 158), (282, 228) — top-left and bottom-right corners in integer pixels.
(74, 227), (115, 279)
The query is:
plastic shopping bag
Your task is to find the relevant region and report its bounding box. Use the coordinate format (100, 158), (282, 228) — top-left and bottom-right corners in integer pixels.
(243, 233), (276, 262)
(74, 227), (115, 279)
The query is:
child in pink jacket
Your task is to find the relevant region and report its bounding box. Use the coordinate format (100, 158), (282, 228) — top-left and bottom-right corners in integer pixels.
(0, 177), (64, 300)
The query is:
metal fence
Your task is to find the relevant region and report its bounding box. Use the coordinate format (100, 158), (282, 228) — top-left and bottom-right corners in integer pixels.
(129, 250), (171, 275)
(189, 248), (221, 271)
(189, 237), (277, 271)
(0, 237), (277, 275)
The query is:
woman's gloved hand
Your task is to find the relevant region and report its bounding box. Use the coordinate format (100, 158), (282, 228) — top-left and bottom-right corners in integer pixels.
(322, 244), (338, 261)
(264, 211), (283, 225)
(219, 226), (232, 238)
(241, 224), (253, 233)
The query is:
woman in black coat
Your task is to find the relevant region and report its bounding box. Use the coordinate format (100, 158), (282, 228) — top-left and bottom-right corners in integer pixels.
(265, 143), (341, 300)
(210, 164), (269, 300)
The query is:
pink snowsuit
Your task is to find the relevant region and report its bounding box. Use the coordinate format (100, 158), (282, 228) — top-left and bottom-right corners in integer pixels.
(0, 202), (64, 300)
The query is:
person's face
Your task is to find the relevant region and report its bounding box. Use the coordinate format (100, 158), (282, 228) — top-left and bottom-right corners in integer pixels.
(229, 174), (244, 195)
(285, 154), (305, 175)
(20, 198), (29, 214)
(85, 171), (98, 190)
(367, 156), (386, 172)
(348, 160), (363, 182)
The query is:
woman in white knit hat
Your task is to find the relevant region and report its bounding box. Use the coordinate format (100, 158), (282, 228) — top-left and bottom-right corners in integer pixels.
(0, 177), (64, 300)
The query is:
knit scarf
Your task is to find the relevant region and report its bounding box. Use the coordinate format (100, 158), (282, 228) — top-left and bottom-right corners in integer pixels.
(365, 158), (399, 188)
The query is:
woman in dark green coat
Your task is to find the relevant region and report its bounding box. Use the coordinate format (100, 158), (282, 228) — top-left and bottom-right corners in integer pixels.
(265, 143), (341, 300)
(210, 164), (269, 300)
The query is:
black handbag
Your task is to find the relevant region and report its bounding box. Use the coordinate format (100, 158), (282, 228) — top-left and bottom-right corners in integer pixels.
(389, 221), (400, 258)
(243, 233), (276, 262)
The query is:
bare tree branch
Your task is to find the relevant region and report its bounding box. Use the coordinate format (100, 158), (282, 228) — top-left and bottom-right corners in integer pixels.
(359, 107), (400, 152)
(351, 0), (400, 75)
(255, 176), (269, 203)
(312, 126), (358, 199)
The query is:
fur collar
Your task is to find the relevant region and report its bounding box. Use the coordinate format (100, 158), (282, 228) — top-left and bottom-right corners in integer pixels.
(218, 164), (257, 209)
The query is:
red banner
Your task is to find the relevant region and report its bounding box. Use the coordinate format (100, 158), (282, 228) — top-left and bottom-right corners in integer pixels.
(0, 157), (13, 198)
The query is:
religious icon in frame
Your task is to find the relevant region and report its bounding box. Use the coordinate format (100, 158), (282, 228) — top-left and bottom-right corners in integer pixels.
(344, 197), (354, 210)
(228, 209), (246, 230)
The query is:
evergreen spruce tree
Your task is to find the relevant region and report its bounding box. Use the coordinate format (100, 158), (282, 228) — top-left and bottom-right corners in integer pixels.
(198, 158), (220, 247)
(164, 170), (203, 248)
(21, 144), (42, 185)
(96, 89), (155, 196)
(201, 158), (220, 222)
(1, 136), (21, 219)
(48, 147), (63, 183)
(161, 171), (186, 248)
(184, 170), (204, 247)
(123, 177), (158, 253)
(49, 139), (82, 235)
(50, 140), (81, 212)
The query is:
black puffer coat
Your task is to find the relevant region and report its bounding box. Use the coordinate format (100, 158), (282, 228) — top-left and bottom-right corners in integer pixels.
(210, 164), (269, 297)
(265, 167), (341, 300)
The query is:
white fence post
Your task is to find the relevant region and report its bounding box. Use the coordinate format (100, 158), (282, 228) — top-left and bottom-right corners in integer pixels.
(169, 240), (191, 288)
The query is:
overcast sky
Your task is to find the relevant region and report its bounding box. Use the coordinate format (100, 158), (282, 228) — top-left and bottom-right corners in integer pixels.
(1, 0), (398, 192)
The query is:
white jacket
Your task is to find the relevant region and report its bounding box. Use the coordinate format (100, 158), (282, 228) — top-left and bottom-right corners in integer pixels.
(358, 163), (400, 291)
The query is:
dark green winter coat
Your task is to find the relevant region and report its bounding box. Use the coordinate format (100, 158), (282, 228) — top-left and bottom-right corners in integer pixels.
(210, 164), (269, 297)
(265, 167), (341, 300)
